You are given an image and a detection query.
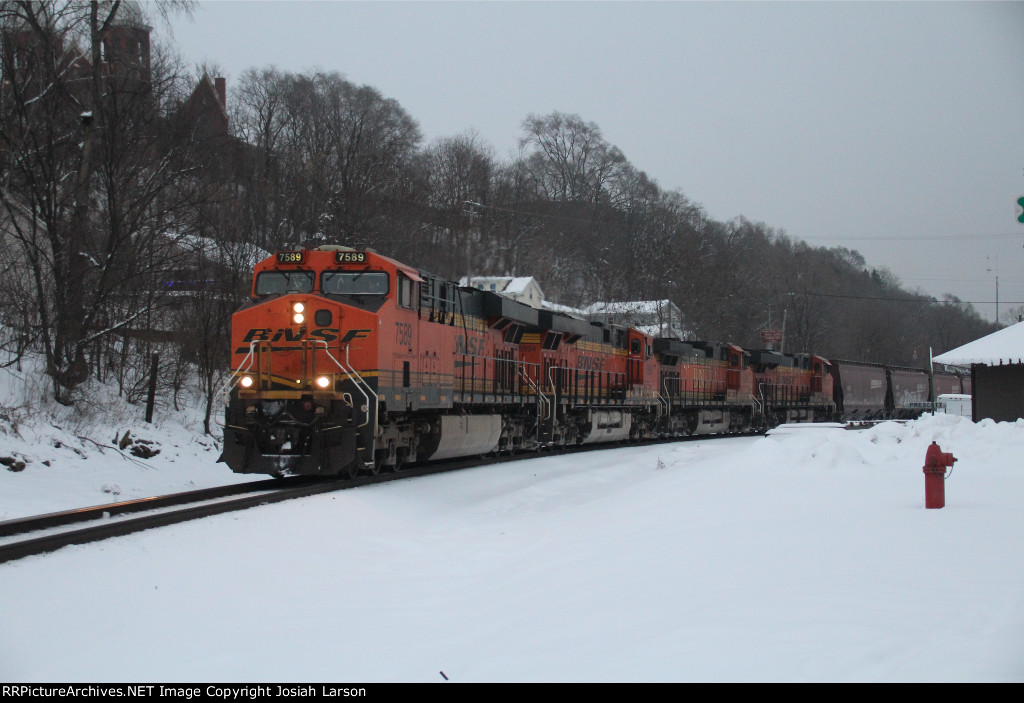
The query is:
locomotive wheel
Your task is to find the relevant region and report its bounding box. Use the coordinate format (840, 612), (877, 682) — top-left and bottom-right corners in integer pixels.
(392, 448), (409, 472)
(685, 415), (699, 436)
(331, 455), (359, 480)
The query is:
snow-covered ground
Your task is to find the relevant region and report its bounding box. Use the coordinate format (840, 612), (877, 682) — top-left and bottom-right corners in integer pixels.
(0, 362), (258, 522)
(1, 363), (1023, 681)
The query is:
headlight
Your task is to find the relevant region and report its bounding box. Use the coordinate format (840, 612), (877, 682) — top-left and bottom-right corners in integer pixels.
(240, 375), (254, 389)
(293, 312), (305, 324)
(316, 376), (331, 389)
(292, 301), (305, 313)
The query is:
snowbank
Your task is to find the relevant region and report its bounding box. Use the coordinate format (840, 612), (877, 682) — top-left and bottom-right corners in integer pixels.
(0, 361), (257, 521)
(2, 409), (1023, 681)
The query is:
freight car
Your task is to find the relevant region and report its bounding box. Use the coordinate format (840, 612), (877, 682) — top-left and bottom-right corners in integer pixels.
(831, 360), (889, 421)
(830, 360), (968, 420)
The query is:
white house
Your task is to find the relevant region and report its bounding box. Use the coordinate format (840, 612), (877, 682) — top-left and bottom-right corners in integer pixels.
(461, 276), (546, 309)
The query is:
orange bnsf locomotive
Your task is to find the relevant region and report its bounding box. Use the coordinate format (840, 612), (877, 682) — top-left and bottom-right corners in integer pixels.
(219, 246), (837, 477)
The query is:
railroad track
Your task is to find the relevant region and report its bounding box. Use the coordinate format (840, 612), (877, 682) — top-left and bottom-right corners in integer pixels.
(0, 432), (761, 565)
(0, 476), (354, 565)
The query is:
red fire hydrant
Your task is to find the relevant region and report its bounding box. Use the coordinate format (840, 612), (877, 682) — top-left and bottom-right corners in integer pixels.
(923, 441), (956, 509)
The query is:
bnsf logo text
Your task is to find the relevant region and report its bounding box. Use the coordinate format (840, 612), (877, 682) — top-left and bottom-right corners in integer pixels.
(236, 327), (372, 353)
(243, 327), (340, 343)
(455, 335), (487, 356)
(576, 355), (606, 371)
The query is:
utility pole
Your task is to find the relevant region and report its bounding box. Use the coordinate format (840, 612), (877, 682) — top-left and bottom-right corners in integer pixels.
(780, 308), (787, 354)
(987, 257), (1000, 323)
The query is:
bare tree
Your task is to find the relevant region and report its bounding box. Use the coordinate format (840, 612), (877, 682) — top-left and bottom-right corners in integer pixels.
(0, 0), (206, 402)
(1001, 305), (1024, 327)
(519, 112), (628, 206)
(421, 130), (495, 278)
(230, 69), (423, 254)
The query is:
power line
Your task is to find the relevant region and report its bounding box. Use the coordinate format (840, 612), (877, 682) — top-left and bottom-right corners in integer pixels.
(464, 199), (1024, 245)
(900, 276), (1024, 283)
(801, 232), (1023, 242)
(787, 290), (1024, 305)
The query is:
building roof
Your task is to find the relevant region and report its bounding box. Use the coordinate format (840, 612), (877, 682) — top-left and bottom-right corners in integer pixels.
(540, 300), (586, 318)
(460, 276), (544, 298)
(180, 74), (229, 138)
(503, 276), (538, 295)
(933, 321), (1024, 366)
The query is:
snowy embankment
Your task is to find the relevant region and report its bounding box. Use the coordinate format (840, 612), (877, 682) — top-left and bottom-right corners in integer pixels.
(2, 383), (1023, 681)
(0, 362), (258, 521)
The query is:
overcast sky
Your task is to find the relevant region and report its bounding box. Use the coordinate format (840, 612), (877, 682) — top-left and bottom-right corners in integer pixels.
(160, 1), (1024, 322)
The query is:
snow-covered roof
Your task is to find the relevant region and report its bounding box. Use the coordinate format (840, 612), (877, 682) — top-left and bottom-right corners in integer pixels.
(503, 276), (538, 295)
(540, 300), (587, 318)
(933, 321), (1024, 366)
(176, 234), (270, 269)
(635, 324), (665, 337)
(460, 276), (545, 304)
(462, 275), (543, 295)
(584, 300), (677, 315)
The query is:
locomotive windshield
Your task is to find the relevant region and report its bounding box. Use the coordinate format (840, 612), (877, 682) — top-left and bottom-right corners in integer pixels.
(322, 271), (389, 296)
(255, 271), (314, 295)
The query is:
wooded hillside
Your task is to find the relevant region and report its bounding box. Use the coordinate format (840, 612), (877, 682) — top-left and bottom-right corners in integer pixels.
(0, 1), (995, 422)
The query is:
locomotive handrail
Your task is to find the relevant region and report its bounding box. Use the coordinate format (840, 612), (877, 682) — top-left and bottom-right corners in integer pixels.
(519, 364), (550, 423)
(317, 341), (378, 472)
(217, 340), (259, 407)
(546, 363), (569, 410)
(317, 341), (378, 430)
(346, 342), (379, 435)
(654, 391), (669, 418)
(657, 378), (673, 418)
(454, 352), (534, 398)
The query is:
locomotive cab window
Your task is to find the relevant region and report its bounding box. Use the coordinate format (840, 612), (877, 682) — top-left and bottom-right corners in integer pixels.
(255, 271), (314, 296)
(321, 271), (389, 296)
(397, 274), (415, 309)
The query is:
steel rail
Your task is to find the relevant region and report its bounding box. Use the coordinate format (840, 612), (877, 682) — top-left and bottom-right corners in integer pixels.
(0, 432), (765, 565)
(0, 477), (296, 539)
(0, 478), (352, 565)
